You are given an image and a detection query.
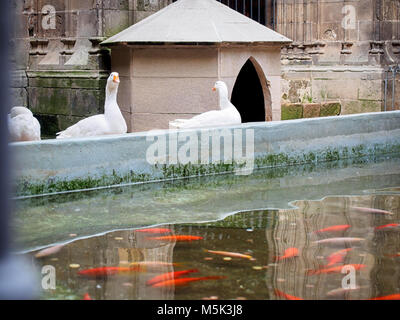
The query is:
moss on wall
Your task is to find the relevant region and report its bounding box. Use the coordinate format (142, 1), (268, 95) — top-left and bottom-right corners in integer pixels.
(320, 102), (341, 117)
(15, 142), (400, 197)
(282, 101), (341, 119)
(281, 103), (303, 120)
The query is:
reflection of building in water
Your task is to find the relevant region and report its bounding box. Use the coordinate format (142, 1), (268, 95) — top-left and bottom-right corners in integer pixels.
(61, 228), (177, 300)
(117, 231), (177, 300)
(43, 193), (399, 300)
(264, 195), (400, 300)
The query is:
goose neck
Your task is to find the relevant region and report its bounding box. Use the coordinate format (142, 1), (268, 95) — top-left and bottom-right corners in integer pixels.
(218, 90), (229, 110)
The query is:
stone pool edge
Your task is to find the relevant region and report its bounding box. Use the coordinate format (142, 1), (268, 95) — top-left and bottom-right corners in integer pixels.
(11, 111), (400, 197)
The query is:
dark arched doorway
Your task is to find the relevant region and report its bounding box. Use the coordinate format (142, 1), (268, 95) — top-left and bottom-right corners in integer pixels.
(231, 58), (267, 123)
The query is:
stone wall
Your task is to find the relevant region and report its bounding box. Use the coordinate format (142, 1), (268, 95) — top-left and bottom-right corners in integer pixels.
(11, 111), (400, 197)
(11, 0), (400, 135)
(11, 0), (172, 137)
(277, 0), (400, 117)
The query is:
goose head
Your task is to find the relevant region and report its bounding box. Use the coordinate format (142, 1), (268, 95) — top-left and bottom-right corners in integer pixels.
(106, 72), (120, 93)
(212, 81), (229, 98)
(212, 81), (231, 110)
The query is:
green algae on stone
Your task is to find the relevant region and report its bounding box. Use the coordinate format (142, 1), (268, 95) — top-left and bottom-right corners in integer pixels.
(14, 142), (400, 197)
(320, 102), (341, 117)
(15, 171), (153, 197)
(281, 103), (303, 120)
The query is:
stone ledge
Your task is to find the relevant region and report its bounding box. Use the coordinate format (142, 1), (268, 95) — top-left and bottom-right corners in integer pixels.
(10, 111), (400, 197)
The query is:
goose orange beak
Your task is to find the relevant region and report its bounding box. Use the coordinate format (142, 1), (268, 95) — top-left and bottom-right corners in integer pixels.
(212, 87), (216, 91)
(113, 74), (120, 83)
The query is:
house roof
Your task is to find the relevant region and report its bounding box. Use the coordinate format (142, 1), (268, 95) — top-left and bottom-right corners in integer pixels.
(101, 0), (292, 46)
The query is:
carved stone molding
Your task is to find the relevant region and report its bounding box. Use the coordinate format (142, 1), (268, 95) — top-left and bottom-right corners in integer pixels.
(391, 41), (400, 55)
(60, 38), (76, 56)
(88, 37), (108, 55)
(282, 41), (325, 61)
(341, 42), (353, 55)
(305, 41), (326, 55)
(369, 41), (385, 55)
(29, 38), (49, 55)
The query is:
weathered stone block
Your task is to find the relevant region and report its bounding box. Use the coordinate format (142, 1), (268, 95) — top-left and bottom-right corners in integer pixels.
(11, 88), (28, 107)
(102, 0), (129, 10)
(281, 103), (303, 120)
(342, 100), (362, 114)
(75, 10), (99, 38)
(132, 48), (218, 78)
(70, 89), (104, 117)
(103, 9), (130, 37)
(283, 79), (311, 103)
(303, 103), (321, 118)
(11, 70), (28, 88)
(132, 77), (218, 114)
(70, 78), (107, 90)
(29, 77), (72, 89)
(360, 100), (382, 113)
(29, 87), (71, 116)
(134, 10), (156, 23)
(320, 102), (341, 117)
(358, 79), (383, 101)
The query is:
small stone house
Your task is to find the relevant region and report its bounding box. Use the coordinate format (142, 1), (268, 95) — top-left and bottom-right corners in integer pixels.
(102, 0), (291, 132)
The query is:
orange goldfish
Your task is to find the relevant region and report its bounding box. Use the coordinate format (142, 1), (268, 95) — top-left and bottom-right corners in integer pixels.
(82, 293), (92, 300)
(307, 264), (366, 275)
(147, 235), (203, 242)
(375, 223), (400, 231)
(135, 228), (172, 234)
(204, 250), (253, 260)
(274, 289), (304, 300)
(77, 266), (141, 277)
(325, 248), (353, 267)
(370, 294), (400, 300)
(146, 269), (199, 286)
(385, 253), (400, 258)
(314, 225), (351, 234)
(152, 276), (226, 288)
(275, 247), (299, 262)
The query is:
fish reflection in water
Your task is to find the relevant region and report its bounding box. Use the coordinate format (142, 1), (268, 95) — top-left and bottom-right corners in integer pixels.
(29, 193), (400, 300)
(325, 248), (352, 267)
(274, 247), (299, 262)
(146, 269), (199, 286)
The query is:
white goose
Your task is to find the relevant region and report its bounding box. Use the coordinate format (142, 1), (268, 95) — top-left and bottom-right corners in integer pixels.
(8, 106), (41, 142)
(169, 81), (242, 129)
(56, 72), (127, 139)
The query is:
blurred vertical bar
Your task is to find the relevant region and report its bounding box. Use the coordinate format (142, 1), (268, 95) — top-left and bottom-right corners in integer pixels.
(0, 0), (38, 300)
(0, 0), (12, 262)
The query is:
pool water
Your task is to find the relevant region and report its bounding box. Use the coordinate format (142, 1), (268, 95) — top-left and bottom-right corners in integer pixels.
(15, 154), (400, 300)
(27, 192), (400, 300)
